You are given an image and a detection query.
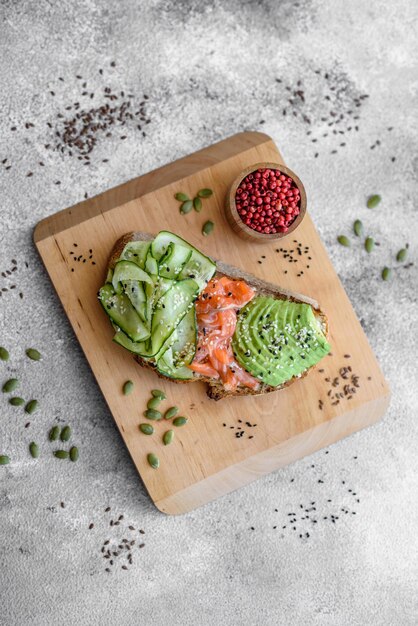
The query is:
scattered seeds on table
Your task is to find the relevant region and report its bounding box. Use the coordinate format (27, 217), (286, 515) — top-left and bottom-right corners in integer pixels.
(139, 423), (154, 435)
(382, 267), (392, 281)
(164, 406), (179, 420)
(0, 455), (10, 465)
(147, 397), (161, 410)
(144, 409), (162, 421)
(173, 416), (188, 427)
(202, 220), (214, 236)
(29, 442), (39, 458)
(197, 188), (213, 198)
(26, 348), (41, 361)
(193, 197), (202, 212)
(49, 425), (60, 441)
(366, 195), (381, 209)
(123, 380), (134, 396)
(353, 220), (363, 237)
(9, 397), (25, 406)
(337, 235), (350, 247)
(151, 389), (166, 400)
(147, 453), (160, 469)
(174, 192), (189, 202)
(2, 378), (19, 393)
(180, 200), (193, 215)
(25, 400), (39, 414)
(54, 450), (69, 459)
(396, 248), (407, 262)
(69, 446), (79, 462)
(0, 347), (9, 361)
(163, 430), (174, 445)
(365, 237), (374, 253)
(60, 425), (71, 441)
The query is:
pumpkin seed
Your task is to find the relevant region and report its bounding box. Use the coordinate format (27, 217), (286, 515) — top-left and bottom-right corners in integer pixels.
(144, 408), (162, 421)
(0, 455), (10, 465)
(197, 188), (213, 198)
(49, 426), (60, 441)
(123, 380), (134, 395)
(69, 446), (79, 462)
(25, 399), (39, 415)
(367, 194), (381, 208)
(139, 423), (154, 435)
(26, 348), (41, 361)
(202, 220), (214, 236)
(174, 192), (189, 202)
(2, 378), (18, 393)
(193, 197), (202, 212)
(147, 397), (161, 410)
(382, 267), (392, 281)
(396, 248), (407, 262)
(337, 235), (350, 247)
(0, 347), (10, 361)
(365, 237), (374, 253)
(163, 430), (174, 445)
(147, 452), (160, 469)
(180, 200), (193, 214)
(353, 220), (363, 237)
(54, 450), (69, 459)
(173, 416), (188, 427)
(29, 442), (39, 458)
(9, 397), (24, 406)
(151, 389), (166, 400)
(164, 406), (179, 420)
(60, 425), (71, 441)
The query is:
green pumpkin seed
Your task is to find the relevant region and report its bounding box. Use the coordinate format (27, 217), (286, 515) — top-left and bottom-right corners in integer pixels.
(180, 200), (193, 214)
(9, 397), (24, 406)
(26, 348), (41, 361)
(197, 188), (213, 198)
(382, 267), (392, 281)
(337, 235), (350, 247)
(151, 389), (166, 400)
(164, 406), (179, 420)
(60, 425), (71, 441)
(173, 416), (188, 427)
(353, 220), (363, 237)
(367, 194), (381, 209)
(29, 442), (39, 458)
(396, 248), (407, 262)
(144, 408), (162, 421)
(49, 426), (60, 441)
(54, 450), (69, 459)
(202, 220), (214, 237)
(0, 347), (10, 361)
(2, 378), (19, 393)
(0, 455), (10, 465)
(123, 380), (134, 395)
(365, 237), (374, 253)
(25, 399), (39, 415)
(139, 423), (154, 435)
(147, 452), (160, 469)
(163, 430), (174, 445)
(174, 192), (189, 202)
(69, 446), (79, 462)
(147, 397), (161, 410)
(193, 197), (202, 212)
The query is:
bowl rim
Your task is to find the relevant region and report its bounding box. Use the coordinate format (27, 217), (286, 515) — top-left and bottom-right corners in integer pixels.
(226, 161), (307, 240)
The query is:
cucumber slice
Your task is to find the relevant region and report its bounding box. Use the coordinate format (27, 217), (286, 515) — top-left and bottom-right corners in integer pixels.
(150, 278), (199, 357)
(119, 241), (150, 269)
(112, 260), (153, 292)
(99, 284), (150, 342)
(105, 268), (114, 284)
(113, 327), (148, 355)
(157, 348), (194, 380)
(170, 307), (197, 367)
(159, 243), (192, 279)
(123, 280), (146, 322)
(145, 249), (158, 277)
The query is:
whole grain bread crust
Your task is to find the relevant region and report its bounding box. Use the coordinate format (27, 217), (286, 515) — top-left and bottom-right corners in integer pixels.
(107, 232), (330, 400)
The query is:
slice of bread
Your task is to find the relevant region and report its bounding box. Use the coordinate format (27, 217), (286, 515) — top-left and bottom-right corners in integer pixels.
(107, 232), (329, 400)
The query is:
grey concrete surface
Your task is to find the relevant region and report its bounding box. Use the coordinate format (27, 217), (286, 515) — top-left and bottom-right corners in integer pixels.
(1, 1), (418, 624)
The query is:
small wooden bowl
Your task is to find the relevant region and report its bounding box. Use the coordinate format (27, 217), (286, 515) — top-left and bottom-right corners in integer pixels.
(225, 162), (307, 242)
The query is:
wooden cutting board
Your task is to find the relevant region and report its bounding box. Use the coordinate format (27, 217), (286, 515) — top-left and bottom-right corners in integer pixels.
(34, 132), (390, 514)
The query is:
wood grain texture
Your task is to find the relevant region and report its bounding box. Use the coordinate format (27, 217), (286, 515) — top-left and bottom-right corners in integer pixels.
(34, 131), (390, 514)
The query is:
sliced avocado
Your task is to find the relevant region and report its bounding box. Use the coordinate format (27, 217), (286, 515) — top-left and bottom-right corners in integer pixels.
(232, 296), (330, 387)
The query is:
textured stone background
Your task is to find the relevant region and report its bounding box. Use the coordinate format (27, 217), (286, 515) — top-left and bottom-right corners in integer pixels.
(1, 1), (418, 624)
